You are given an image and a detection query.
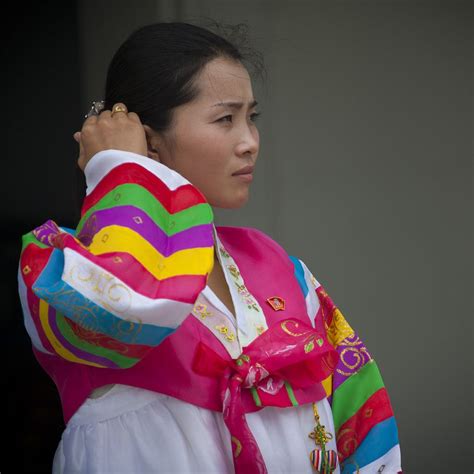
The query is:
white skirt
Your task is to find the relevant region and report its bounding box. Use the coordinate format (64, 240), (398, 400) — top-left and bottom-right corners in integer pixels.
(52, 383), (340, 474)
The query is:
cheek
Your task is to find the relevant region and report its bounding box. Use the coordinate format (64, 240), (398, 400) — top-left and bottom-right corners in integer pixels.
(188, 137), (229, 176)
(173, 152), (226, 197)
(171, 128), (234, 195)
(192, 158), (235, 204)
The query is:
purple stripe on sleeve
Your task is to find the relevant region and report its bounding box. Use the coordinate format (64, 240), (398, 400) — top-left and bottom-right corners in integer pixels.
(332, 331), (373, 392)
(77, 206), (214, 256)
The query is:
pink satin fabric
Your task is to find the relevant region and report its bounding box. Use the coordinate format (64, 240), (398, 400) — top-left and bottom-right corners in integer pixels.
(29, 226), (338, 473)
(192, 318), (339, 474)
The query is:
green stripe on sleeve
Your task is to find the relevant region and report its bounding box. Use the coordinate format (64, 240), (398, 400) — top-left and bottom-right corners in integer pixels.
(331, 360), (385, 431)
(77, 183), (213, 236)
(56, 310), (141, 368)
(21, 232), (49, 251)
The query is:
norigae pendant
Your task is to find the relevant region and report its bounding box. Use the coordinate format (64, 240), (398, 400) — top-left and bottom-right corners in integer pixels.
(309, 448), (338, 473)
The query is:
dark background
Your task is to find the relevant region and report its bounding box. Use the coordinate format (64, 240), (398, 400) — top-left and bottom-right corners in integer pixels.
(4, 3), (82, 472)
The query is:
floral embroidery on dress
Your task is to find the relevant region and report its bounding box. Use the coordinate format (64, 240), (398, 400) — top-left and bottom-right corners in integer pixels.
(191, 292), (242, 358)
(216, 242), (261, 314)
(219, 245), (230, 258)
(226, 264), (240, 279)
(192, 302), (213, 319)
(214, 324), (236, 342)
(255, 324), (266, 335)
(234, 283), (261, 312)
(212, 227), (269, 348)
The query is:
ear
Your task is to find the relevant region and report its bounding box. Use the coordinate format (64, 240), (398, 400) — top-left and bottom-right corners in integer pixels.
(143, 124), (161, 162)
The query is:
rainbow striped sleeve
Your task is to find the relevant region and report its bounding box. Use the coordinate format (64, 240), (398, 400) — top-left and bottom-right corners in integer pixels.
(18, 149), (214, 369)
(290, 257), (403, 473)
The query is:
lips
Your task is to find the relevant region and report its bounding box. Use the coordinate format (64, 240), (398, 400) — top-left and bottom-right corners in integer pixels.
(232, 165), (254, 176)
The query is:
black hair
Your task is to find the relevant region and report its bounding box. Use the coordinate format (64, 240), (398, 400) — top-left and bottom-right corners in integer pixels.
(73, 19), (265, 223)
(102, 19), (266, 135)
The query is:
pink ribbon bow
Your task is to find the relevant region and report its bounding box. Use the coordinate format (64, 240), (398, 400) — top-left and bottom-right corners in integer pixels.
(192, 318), (339, 474)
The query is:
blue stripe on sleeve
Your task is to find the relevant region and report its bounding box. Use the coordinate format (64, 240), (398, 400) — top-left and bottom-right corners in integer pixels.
(289, 255), (309, 298)
(32, 248), (176, 346)
(340, 416), (400, 473)
(60, 226), (77, 236)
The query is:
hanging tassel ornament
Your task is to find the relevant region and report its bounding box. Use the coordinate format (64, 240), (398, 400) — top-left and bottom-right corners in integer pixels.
(308, 402), (338, 473)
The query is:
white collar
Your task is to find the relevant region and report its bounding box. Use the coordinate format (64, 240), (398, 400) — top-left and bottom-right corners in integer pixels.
(196, 224), (268, 351)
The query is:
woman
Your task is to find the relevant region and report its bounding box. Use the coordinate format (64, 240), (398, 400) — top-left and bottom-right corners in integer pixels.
(18, 22), (402, 473)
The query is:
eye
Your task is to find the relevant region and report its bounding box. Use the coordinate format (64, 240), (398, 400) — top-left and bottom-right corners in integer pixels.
(217, 115), (233, 123)
(250, 112), (261, 122)
(216, 112), (262, 124)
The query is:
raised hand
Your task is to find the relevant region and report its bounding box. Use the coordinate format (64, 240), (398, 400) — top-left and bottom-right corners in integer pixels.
(73, 103), (148, 172)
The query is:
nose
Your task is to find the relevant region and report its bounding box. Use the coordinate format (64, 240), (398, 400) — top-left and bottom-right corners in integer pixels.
(236, 123), (259, 159)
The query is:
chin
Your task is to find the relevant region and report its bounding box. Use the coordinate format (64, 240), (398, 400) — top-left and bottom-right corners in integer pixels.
(210, 192), (249, 209)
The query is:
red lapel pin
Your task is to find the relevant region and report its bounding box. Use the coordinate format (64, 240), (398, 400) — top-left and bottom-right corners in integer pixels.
(266, 296), (285, 311)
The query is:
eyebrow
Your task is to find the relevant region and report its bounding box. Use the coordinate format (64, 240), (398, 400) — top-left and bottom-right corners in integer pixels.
(211, 99), (258, 110)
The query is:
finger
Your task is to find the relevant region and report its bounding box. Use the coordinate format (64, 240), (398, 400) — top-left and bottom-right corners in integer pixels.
(97, 109), (112, 121)
(81, 115), (98, 130)
(76, 133), (86, 171)
(76, 131), (84, 153)
(127, 112), (143, 124)
(111, 102), (129, 119)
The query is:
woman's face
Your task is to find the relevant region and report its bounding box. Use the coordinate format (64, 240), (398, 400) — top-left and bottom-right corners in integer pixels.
(145, 57), (260, 208)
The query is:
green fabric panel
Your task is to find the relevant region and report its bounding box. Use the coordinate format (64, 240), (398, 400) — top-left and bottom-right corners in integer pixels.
(77, 183), (213, 236)
(55, 310), (140, 368)
(331, 360), (385, 431)
(21, 232), (49, 251)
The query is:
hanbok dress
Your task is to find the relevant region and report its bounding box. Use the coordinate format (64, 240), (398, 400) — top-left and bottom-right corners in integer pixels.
(18, 149), (403, 474)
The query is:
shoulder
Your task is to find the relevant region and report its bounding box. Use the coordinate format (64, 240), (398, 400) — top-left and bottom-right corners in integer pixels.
(215, 225), (321, 287)
(216, 225), (289, 255)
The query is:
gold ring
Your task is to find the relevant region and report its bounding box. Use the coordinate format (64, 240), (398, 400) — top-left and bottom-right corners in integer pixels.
(111, 104), (128, 117)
